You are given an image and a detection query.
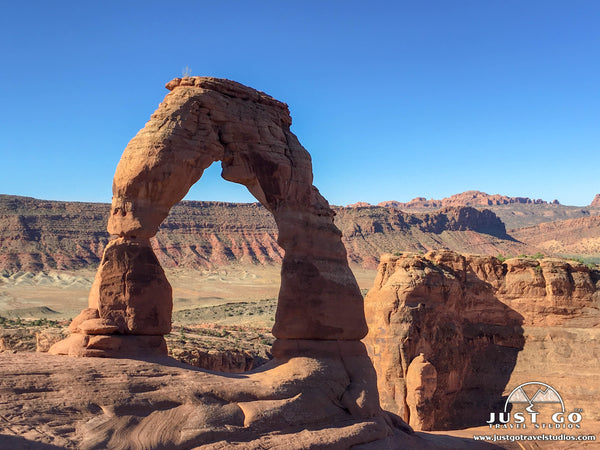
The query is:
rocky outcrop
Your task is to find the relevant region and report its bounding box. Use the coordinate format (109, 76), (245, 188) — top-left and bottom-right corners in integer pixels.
(591, 194), (600, 207)
(0, 195), (109, 273)
(364, 250), (600, 430)
(169, 347), (268, 373)
(335, 205), (529, 268)
(50, 76), (369, 358)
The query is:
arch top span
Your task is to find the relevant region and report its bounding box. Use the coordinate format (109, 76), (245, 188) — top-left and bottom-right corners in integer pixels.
(51, 77), (367, 358)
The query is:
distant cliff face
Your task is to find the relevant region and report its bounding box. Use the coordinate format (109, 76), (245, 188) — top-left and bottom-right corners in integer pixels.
(0, 195), (527, 273)
(592, 194), (600, 207)
(363, 251), (600, 430)
(0, 195), (110, 273)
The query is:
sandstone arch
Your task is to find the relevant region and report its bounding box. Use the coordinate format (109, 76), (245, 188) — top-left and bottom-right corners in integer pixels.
(51, 76), (367, 357)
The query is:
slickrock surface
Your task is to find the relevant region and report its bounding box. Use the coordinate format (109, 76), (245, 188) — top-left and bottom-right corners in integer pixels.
(0, 352), (498, 449)
(377, 191), (551, 209)
(364, 250), (600, 432)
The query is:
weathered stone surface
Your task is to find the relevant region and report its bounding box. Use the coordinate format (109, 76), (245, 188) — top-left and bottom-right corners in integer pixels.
(68, 307), (100, 333)
(48, 333), (167, 357)
(0, 352), (499, 449)
(591, 194), (600, 207)
(406, 354), (437, 431)
(50, 237), (172, 356)
(94, 237), (172, 335)
(44, 78), (411, 448)
(364, 251), (526, 430)
(77, 318), (120, 335)
(364, 250), (600, 431)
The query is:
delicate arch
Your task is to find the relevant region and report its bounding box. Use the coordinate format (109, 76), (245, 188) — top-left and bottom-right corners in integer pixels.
(52, 77), (367, 357)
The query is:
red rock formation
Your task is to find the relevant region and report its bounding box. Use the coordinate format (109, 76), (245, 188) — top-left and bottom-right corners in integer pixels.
(592, 194), (600, 207)
(364, 250), (600, 430)
(46, 77), (411, 447)
(379, 190), (550, 209)
(1, 352), (496, 449)
(50, 77), (367, 358)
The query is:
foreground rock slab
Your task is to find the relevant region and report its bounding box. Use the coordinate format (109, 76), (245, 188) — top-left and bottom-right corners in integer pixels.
(0, 353), (496, 449)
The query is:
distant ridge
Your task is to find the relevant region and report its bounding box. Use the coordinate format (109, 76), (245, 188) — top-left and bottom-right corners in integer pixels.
(0, 194), (528, 273)
(348, 190), (560, 209)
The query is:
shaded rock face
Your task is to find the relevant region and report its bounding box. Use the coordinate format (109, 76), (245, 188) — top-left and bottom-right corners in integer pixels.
(50, 76), (366, 358)
(364, 250), (600, 431)
(406, 353), (437, 431)
(364, 251), (526, 430)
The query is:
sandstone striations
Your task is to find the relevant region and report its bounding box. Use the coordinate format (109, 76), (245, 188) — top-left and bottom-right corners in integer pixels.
(0, 194), (531, 273)
(0, 353), (492, 449)
(0, 194), (109, 273)
(335, 205), (529, 268)
(364, 250), (600, 431)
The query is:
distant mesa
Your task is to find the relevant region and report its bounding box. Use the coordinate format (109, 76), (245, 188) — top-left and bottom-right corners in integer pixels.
(592, 194), (600, 207)
(375, 190), (557, 209)
(346, 201), (372, 208)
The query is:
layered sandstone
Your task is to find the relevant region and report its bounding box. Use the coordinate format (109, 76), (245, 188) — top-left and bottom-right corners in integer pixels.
(364, 251), (600, 430)
(591, 194), (600, 207)
(0, 195), (529, 273)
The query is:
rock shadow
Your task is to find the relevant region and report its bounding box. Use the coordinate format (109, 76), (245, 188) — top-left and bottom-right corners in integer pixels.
(364, 251), (525, 431)
(405, 261), (525, 430)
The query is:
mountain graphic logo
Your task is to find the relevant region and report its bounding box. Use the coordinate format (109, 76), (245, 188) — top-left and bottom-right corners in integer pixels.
(504, 382), (565, 413)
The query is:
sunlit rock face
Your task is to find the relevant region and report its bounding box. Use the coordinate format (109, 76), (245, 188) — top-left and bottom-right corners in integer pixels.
(51, 76), (367, 358)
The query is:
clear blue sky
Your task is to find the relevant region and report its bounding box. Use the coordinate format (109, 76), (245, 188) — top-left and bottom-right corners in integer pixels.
(1, 1), (598, 206)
